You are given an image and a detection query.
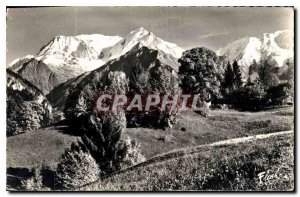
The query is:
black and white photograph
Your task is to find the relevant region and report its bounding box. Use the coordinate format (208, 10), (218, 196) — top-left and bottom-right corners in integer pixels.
(5, 6), (295, 191)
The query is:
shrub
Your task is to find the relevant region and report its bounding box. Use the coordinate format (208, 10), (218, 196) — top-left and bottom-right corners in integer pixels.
(21, 168), (50, 191)
(55, 142), (100, 190)
(120, 137), (145, 169)
(7, 96), (52, 136)
(126, 102), (178, 129)
(6, 70), (53, 136)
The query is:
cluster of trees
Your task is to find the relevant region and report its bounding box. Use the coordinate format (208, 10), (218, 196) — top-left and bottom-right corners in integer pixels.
(221, 60), (293, 111)
(178, 48), (293, 112)
(126, 61), (179, 129)
(55, 71), (145, 189)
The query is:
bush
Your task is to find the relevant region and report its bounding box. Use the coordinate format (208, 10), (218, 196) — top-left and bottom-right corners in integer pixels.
(126, 106), (178, 129)
(7, 95), (52, 136)
(120, 137), (145, 169)
(55, 142), (100, 190)
(229, 80), (292, 111)
(21, 168), (50, 191)
(7, 70), (53, 136)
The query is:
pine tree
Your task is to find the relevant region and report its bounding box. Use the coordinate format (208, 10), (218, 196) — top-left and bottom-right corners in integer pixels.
(232, 60), (243, 88)
(222, 62), (235, 90)
(258, 60), (280, 89)
(79, 111), (127, 175)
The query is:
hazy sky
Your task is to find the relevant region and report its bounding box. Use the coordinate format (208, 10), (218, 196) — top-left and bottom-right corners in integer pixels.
(6, 7), (294, 64)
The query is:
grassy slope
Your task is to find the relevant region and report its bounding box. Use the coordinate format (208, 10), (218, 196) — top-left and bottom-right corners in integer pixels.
(83, 132), (294, 191)
(7, 107), (293, 170)
(125, 107), (293, 158)
(7, 126), (80, 170)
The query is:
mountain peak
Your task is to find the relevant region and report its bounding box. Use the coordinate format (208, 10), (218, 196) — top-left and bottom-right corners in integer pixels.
(128, 27), (151, 40)
(53, 35), (67, 40)
(132, 27), (149, 33)
(100, 27), (184, 60)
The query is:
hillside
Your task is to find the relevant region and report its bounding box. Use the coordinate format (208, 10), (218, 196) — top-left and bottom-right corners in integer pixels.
(6, 25), (294, 192)
(7, 107), (293, 171)
(60, 44), (180, 122)
(83, 131), (294, 191)
(7, 126), (80, 170)
(124, 107), (293, 158)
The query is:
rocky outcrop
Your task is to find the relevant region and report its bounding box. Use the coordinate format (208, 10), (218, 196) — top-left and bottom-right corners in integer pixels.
(6, 70), (52, 136)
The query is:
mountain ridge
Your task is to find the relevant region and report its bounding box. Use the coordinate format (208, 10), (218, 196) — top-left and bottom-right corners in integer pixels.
(8, 28), (184, 95)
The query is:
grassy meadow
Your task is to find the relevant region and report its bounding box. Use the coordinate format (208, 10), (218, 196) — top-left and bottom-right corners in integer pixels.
(7, 106), (294, 191)
(125, 106), (293, 158)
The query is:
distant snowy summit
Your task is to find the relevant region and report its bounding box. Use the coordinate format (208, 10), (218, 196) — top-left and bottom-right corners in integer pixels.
(100, 27), (184, 60)
(8, 27), (184, 94)
(217, 30), (294, 79)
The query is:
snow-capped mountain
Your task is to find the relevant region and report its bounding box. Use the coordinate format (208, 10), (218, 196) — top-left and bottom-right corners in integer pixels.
(100, 27), (184, 61)
(47, 42), (180, 112)
(7, 34), (122, 94)
(8, 28), (184, 95)
(35, 34), (123, 76)
(37, 34), (122, 60)
(217, 30), (294, 79)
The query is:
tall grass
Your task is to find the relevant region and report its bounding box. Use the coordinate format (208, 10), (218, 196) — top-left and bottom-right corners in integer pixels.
(83, 133), (294, 191)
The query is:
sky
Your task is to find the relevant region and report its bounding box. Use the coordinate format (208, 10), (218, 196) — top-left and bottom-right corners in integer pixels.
(6, 7), (294, 64)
